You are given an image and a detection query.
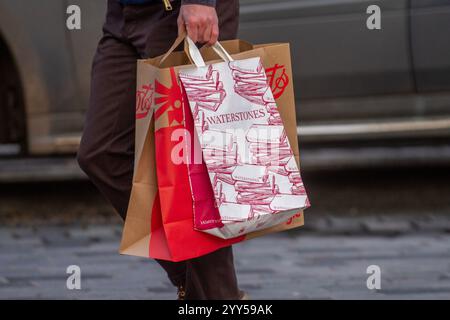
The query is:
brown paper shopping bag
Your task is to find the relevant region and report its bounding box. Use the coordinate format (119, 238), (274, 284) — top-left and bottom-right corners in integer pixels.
(119, 34), (306, 261)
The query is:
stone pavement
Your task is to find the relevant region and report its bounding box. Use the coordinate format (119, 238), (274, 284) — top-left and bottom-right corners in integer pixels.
(1, 221), (450, 300)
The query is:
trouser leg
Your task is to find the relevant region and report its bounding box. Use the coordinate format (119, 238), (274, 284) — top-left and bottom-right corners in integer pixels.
(184, 246), (240, 300)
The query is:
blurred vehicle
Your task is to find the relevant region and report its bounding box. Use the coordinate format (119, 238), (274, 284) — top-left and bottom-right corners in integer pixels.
(0, 0), (450, 180)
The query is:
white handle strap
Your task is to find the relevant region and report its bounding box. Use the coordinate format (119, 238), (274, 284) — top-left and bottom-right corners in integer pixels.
(185, 36), (207, 67)
(212, 41), (234, 63)
(185, 36), (234, 68)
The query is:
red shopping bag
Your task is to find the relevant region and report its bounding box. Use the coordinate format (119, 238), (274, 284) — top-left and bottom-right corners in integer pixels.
(151, 68), (243, 261)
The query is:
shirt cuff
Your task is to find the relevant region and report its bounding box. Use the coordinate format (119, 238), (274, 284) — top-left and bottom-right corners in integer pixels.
(181, 0), (216, 7)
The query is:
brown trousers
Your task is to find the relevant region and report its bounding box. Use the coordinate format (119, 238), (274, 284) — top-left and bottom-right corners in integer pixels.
(77, 0), (241, 299)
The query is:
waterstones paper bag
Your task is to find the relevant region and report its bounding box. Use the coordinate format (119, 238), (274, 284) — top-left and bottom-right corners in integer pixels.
(179, 41), (310, 239)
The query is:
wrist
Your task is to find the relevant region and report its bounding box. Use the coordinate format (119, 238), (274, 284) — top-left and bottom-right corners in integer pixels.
(181, 0), (216, 7)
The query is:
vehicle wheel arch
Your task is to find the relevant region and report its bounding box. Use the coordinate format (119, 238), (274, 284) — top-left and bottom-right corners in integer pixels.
(0, 30), (28, 154)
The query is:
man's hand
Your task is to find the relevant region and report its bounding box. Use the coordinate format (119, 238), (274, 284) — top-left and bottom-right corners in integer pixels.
(178, 4), (219, 46)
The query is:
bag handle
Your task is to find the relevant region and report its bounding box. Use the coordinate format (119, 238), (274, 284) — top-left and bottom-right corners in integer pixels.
(185, 36), (234, 68)
(184, 36), (207, 67)
(211, 41), (234, 63)
(159, 30), (234, 68)
(158, 30), (188, 66)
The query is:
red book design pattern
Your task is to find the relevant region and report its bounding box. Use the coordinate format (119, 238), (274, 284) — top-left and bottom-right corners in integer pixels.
(229, 59), (306, 210)
(179, 65), (226, 132)
(180, 59), (308, 224)
(230, 60), (289, 126)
